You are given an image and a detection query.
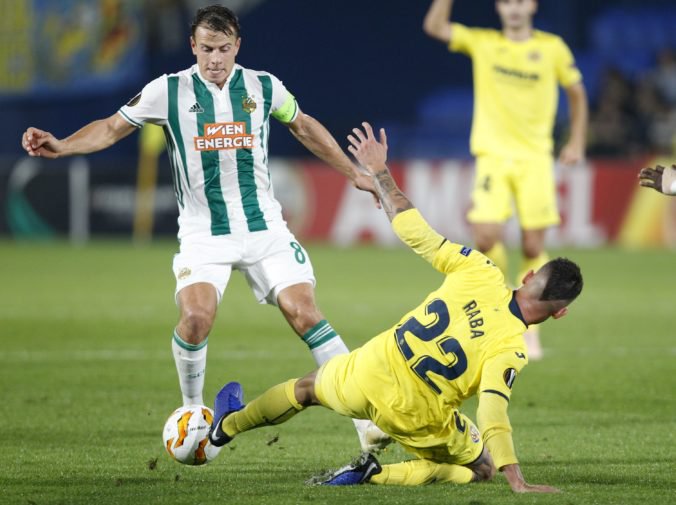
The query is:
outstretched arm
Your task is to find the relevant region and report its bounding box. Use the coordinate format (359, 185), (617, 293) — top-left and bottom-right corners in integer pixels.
(423, 0), (455, 44)
(639, 164), (676, 195)
(559, 82), (588, 166)
(346, 122), (413, 221)
(478, 354), (560, 494)
(287, 110), (379, 205)
(21, 113), (137, 159)
(349, 122), (488, 275)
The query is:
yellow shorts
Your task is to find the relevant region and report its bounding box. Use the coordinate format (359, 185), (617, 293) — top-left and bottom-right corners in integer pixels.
(468, 154), (560, 230)
(315, 353), (483, 466)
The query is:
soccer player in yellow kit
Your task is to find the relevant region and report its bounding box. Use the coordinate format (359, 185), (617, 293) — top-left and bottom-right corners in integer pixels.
(208, 123), (583, 493)
(424, 0), (588, 359)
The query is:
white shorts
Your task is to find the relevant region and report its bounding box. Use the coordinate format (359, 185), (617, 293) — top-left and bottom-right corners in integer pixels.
(172, 228), (315, 306)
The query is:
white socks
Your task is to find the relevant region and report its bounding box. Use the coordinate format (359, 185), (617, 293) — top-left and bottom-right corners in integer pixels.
(311, 333), (350, 364)
(172, 329), (207, 406)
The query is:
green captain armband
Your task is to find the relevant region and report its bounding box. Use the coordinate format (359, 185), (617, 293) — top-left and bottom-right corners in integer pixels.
(271, 93), (299, 124)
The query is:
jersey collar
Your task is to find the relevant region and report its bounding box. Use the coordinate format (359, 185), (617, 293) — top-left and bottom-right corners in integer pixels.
(509, 291), (529, 328)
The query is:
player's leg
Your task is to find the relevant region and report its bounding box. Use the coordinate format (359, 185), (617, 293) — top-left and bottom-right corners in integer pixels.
(472, 222), (507, 273)
(370, 459), (476, 485)
(243, 230), (390, 451)
(210, 371), (319, 446)
(173, 283), (219, 405)
(370, 413), (492, 486)
(314, 447), (494, 487)
(211, 345), (375, 446)
(277, 283), (346, 364)
(468, 155), (512, 274)
(277, 283), (390, 451)
(518, 227), (548, 359)
(514, 155), (560, 360)
(172, 238), (235, 405)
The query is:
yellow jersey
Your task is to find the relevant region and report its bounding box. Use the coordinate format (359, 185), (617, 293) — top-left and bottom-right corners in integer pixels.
(352, 209), (529, 468)
(449, 23), (582, 158)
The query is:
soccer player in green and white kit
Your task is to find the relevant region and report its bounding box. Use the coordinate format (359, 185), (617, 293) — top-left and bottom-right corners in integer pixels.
(21, 5), (388, 452)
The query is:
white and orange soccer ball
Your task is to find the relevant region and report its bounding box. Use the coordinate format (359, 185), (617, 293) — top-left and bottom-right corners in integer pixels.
(162, 405), (222, 465)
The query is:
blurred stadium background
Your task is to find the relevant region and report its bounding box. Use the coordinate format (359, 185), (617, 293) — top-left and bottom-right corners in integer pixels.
(2, 0), (675, 248)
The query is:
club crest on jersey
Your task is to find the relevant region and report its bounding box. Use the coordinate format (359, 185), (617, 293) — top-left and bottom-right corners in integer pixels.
(242, 95), (257, 114)
(528, 50), (541, 62)
(503, 368), (517, 389)
(194, 122), (255, 151)
(470, 425), (481, 444)
(177, 267), (191, 280)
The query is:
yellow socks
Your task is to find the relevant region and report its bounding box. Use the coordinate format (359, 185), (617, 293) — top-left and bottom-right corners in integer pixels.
(517, 252), (549, 360)
(517, 252), (549, 286)
(483, 242), (508, 276)
(222, 379), (303, 437)
(369, 459), (474, 485)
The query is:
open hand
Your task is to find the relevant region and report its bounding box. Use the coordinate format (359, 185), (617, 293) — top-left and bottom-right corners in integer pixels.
(347, 122), (388, 174)
(503, 463), (561, 494)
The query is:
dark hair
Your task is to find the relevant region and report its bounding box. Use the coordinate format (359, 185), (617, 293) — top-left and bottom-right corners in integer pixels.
(191, 5), (241, 38)
(540, 257), (583, 302)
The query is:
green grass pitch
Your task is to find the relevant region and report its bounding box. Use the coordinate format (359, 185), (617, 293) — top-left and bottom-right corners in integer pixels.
(0, 240), (674, 504)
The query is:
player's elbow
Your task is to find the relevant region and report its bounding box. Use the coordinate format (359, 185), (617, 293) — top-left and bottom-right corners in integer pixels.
(468, 446), (497, 482)
(105, 115), (135, 148)
(287, 112), (311, 139)
(422, 18), (438, 38)
(566, 82), (588, 103)
(422, 19), (450, 42)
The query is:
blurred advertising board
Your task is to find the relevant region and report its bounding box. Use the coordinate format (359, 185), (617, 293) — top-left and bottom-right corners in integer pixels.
(1, 155), (673, 248)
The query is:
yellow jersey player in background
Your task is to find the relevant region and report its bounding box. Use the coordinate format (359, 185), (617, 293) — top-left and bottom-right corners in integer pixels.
(423, 0), (588, 359)
(207, 123), (583, 493)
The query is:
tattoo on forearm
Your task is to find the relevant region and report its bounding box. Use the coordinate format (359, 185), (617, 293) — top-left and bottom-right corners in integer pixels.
(374, 170), (414, 220)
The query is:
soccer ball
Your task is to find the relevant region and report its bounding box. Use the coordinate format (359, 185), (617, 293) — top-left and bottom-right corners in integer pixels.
(162, 405), (222, 465)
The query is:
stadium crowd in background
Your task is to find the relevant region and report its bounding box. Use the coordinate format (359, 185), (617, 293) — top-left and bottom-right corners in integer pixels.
(589, 49), (676, 157)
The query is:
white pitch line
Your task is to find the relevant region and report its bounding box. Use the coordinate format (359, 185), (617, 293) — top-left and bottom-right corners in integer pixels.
(0, 347), (674, 363)
(0, 349), (306, 362)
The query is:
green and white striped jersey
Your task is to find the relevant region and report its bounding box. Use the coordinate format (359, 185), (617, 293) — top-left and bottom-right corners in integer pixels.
(118, 64), (298, 238)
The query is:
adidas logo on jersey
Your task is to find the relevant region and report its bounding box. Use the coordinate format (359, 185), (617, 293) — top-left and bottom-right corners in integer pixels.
(188, 102), (204, 113)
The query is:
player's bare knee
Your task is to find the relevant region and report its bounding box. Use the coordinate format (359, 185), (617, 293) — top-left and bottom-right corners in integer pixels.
(474, 233), (498, 253)
(471, 461), (495, 482)
(469, 448), (496, 482)
(294, 372), (319, 406)
(522, 240), (543, 259)
(179, 307), (214, 343)
(521, 230), (545, 258)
